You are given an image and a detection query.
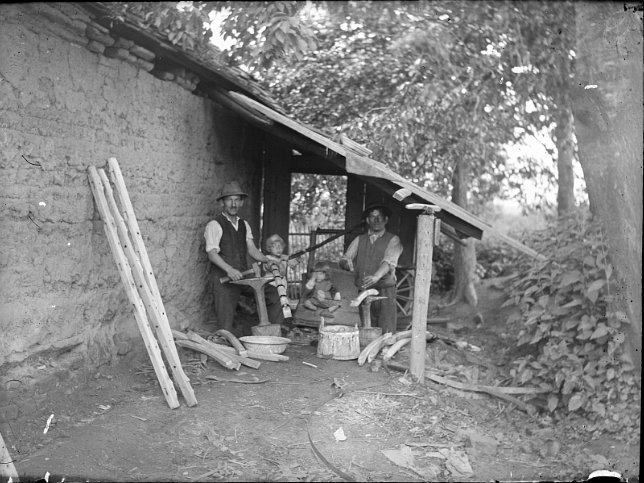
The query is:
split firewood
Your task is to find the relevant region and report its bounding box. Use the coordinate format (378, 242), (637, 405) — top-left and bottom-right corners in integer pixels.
(209, 343), (289, 362)
(171, 330), (261, 369)
(350, 288), (379, 307)
(382, 338), (411, 362)
(367, 333), (396, 363)
(358, 332), (392, 366)
(213, 329), (248, 357)
(174, 339), (240, 371)
(206, 343), (261, 370)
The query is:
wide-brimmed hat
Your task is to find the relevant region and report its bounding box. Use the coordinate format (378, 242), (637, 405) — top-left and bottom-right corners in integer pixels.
(217, 181), (248, 201)
(362, 203), (392, 219)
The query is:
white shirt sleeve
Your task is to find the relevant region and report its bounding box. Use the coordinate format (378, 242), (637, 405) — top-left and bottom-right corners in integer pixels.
(204, 220), (223, 253)
(244, 220), (254, 241)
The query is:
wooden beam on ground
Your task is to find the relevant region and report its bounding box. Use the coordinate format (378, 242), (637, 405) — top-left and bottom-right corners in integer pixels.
(0, 430), (19, 480)
(87, 166), (179, 409)
(99, 165), (197, 407)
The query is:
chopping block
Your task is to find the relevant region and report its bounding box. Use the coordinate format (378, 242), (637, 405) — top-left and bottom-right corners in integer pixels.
(228, 276), (274, 326)
(357, 294), (387, 348)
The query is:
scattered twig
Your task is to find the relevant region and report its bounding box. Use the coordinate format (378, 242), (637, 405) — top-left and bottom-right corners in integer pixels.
(205, 375), (269, 384)
(302, 361), (318, 368)
(129, 414), (148, 421)
(27, 213), (41, 228)
(22, 154), (42, 167)
(352, 390), (422, 399)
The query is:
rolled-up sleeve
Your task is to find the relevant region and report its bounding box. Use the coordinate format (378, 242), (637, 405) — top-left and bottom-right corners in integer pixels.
(341, 236), (360, 262)
(383, 236), (403, 269)
(204, 220), (222, 253)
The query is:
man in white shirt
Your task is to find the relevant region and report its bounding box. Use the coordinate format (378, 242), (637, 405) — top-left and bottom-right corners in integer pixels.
(339, 204), (403, 334)
(204, 181), (278, 333)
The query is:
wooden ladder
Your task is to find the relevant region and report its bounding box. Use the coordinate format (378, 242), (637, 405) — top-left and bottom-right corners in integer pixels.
(87, 158), (197, 409)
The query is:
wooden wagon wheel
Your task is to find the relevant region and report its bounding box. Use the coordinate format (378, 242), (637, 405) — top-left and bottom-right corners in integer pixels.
(395, 267), (415, 316)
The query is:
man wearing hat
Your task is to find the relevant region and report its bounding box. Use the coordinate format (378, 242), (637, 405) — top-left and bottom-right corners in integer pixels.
(205, 181), (282, 333)
(339, 204), (403, 334)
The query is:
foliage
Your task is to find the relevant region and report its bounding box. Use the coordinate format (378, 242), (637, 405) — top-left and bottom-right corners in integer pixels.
(216, 1), (317, 70)
(111, 2), (214, 53)
(255, 1), (570, 206)
(289, 174), (346, 229)
(504, 210), (640, 438)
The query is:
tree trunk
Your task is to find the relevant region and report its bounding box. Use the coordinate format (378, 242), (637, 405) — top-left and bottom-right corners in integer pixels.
(450, 159), (478, 306)
(572, 2), (643, 372)
(554, 103), (576, 215)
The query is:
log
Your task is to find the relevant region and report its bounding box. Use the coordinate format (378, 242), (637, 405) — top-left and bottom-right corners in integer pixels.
(98, 167), (197, 407)
(215, 329), (248, 357)
(382, 338), (411, 362)
(407, 205), (439, 382)
(358, 332), (392, 366)
(185, 331), (260, 369)
(205, 341), (289, 362)
(367, 333), (395, 363)
(88, 166), (179, 409)
(174, 339), (240, 371)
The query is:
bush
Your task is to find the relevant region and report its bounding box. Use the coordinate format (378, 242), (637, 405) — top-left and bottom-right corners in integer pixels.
(503, 210), (640, 439)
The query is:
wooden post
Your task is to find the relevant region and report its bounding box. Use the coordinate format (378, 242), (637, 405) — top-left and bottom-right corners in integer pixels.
(88, 166), (180, 409)
(0, 430), (19, 481)
(97, 168), (197, 407)
(405, 204), (441, 382)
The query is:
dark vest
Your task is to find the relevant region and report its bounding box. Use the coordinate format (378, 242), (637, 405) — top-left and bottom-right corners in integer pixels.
(215, 214), (248, 272)
(354, 231), (396, 288)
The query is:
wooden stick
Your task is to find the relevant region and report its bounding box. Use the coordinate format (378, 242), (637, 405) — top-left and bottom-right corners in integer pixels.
(0, 430), (19, 480)
(382, 338), (411, 362)
(358, 332), (392, 366)
(170, 330), (261, 369)
(98, 168), (197, 407)
(385, 361), (537, 413)
(174, 339), (240, 370)
(215, 329), (248, 357)
(184, 331), (260, 370)
(367, 333), (395, 363)
(87, 167), (179, 409)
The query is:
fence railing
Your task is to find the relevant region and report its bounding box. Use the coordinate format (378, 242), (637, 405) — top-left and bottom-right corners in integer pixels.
(287, 229), (346, 299)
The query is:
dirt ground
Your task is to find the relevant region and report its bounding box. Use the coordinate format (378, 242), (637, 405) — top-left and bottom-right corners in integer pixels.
(1, 279), (640, 482)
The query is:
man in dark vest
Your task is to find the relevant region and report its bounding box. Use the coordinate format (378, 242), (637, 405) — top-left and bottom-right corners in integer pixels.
(339, 204), (403, 334)
(204, 181), (282, 333)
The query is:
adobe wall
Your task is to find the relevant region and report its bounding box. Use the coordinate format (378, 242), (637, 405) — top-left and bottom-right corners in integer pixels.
(0, 4), (264, 381)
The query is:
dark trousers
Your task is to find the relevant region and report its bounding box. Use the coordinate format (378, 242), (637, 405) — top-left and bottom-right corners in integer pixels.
(212, 273), (243, 332)
(213, 273), (285, 331)
(359, 285), (397, 334)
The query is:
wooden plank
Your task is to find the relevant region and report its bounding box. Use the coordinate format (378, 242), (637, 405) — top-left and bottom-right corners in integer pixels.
(87, 166), (179, 409)
(0, 430), (19, 480)
(409, 207), (440, 382)
(99, 166), (197, 407)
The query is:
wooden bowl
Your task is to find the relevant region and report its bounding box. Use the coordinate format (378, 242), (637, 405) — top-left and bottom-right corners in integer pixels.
(239, 336), (291, 354)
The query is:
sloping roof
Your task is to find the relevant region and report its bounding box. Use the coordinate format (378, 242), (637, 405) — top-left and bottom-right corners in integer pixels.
(77, 2), (541, 260)
(77, 2), (282, 110)
(228, 92), (543, 260)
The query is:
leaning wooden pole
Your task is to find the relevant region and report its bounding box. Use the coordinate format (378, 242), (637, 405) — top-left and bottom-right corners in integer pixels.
(406, 204), (441, 382)
(88, 166), (179, 409)
(0, 430), (19, 481)
(97, 168), (197, 407)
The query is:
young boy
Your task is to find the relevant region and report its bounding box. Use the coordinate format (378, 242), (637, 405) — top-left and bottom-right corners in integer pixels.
(302, 260), (341, 314)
